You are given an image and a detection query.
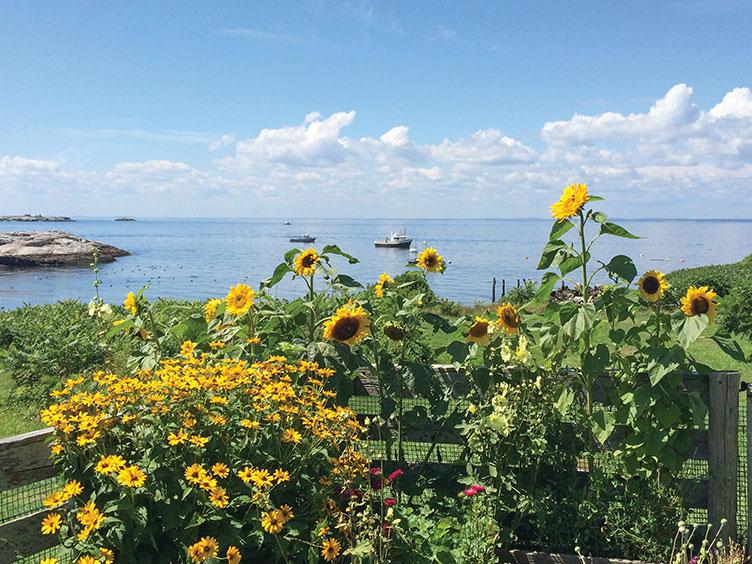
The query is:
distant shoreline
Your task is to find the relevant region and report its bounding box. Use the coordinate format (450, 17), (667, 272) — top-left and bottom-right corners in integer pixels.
(0, 215), (74, 222)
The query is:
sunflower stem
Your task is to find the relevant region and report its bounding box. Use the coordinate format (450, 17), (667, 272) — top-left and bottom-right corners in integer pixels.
(578, 210), (594, 469)
(307, 272), (315, 342)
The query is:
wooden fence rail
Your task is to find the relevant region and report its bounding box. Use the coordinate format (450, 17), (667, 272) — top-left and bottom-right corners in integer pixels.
(0, 367), (740, 563)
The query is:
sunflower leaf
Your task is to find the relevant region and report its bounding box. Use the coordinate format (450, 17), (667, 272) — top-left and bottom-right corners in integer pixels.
(534, 272), (560, 304)
(322, 245), (359, 264)
(538, 239), (567, 270)
(604, 255), (637, 284)
(710, 328), (747, 362)
(599, 222), (640, 239)
(559, 253), (586, 277)
(591, 211), (608, 224)
(677, 314), (708, 349)
(549, 219), (574, 241)
(261, 262), (292, 289)
(330, 274), (363, 290)
(588, 195), (605, 201)
(284, 248), (301, 264)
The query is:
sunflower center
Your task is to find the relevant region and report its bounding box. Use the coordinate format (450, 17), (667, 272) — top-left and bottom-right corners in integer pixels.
(384, 325), (404, 340)
(425, 256), (436, 267)
(643, 277), (660, 294)
(333, 318), (360, 341)
(692, 297), (709, 315)
(501, 311), (519, 328)
(469, 323), (488, 337)
(302, 255), (316, 268)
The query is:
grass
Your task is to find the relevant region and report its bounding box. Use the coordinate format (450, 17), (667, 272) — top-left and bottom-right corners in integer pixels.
(0, 367), (45, 439)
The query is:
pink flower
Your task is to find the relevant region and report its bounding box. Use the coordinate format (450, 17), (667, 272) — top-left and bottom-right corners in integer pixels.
(464, 488), (476, 496)
(388, 469), (403, 481)
(384, 498), (396, 506)
(370, 468), (382, 475)
(471, 485), (485, 493)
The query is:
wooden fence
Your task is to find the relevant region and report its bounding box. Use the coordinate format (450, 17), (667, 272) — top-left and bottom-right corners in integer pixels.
(0, 368), (741, 564)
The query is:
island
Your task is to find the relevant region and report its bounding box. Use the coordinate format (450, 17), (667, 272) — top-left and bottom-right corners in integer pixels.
(114, 217), (136, 221)
(0, 214), (75, 222)
(0, 231), (130, 267)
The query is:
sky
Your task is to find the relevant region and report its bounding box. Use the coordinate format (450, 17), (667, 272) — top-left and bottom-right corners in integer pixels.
(1, 1), (752, 219)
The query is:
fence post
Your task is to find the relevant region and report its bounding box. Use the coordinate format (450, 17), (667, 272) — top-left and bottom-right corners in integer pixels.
(708, 370), (739, 541)
(492, 278), (496, 303)
(502, 279), (505, 297)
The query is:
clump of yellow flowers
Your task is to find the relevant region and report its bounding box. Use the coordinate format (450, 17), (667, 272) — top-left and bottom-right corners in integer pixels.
(42, 355), (369, 562)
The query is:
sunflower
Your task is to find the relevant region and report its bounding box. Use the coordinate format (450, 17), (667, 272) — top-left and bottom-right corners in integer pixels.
(294, 247), (319, 277)
(496, 303), (520, 335)
(416, 247), (445, 273)
(323, 302), (370, 344)
(225, 284), (254, 316)
(123, 292), (138, 315)
(321, 538), (342, 562)
(465, 317), (492, 345)
(375, 272), (393, 298)
(41, 512), (62, 535)
(681, 286), (719, 324)
(637, 270), (668, 302)
(550, 183), (589, 222)
(383, 324), (404, 341)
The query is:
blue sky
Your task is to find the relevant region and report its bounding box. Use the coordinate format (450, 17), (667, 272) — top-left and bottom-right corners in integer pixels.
(2, 1), (752, 218)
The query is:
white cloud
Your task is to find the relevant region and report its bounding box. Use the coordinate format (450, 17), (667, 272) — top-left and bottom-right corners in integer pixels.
(709, 87), (752, 118)
(431, 129), (537, 164)
(209, 134), (236, 151)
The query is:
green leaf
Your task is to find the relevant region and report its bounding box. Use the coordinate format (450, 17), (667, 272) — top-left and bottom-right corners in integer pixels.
(330, 274), (363, 289)
(380, 397), (397, 420)
(322, 244), (359, 264)
(588, 195), (605, 201)
(549, 219), (575, 241)
(591, 410), (616, 443)
(599, 222), (640, 239)
(688, 391), (708, 427)
(422, 312), (455, 333)
(711, 328), (747, 362)
(583, 344), (610, 377)
(538, 239), (567, 270)
(553, 386), (575, 415)
(647, 348), (682, 386)
(563, 303), (595, 340)
(604, 255), (638, 284)
(534, 272), (560, 304)
(284, 248), (301, 264)
(559, 253), (586, 277)
(655, 404), (682, 428)
(591, 211), (608, 224)
(447, 341), (470, 364)
(261, 262), (292, 289)
(677, 314), (709, 349)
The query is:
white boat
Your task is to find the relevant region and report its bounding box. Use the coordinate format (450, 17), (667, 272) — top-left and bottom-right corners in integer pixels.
(375, 229), (412, 248)
(290, 233), (316, 243)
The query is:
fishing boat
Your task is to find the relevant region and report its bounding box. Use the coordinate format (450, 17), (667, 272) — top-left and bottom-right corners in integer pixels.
(374, 229), (412, 248)
(289, 234), (316, 243)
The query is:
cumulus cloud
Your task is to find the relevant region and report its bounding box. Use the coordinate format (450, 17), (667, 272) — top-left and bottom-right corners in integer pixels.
(4, 83), (752, 217)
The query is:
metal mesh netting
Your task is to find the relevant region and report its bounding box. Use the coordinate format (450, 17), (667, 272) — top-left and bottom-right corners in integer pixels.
(0, 475), (64, 523)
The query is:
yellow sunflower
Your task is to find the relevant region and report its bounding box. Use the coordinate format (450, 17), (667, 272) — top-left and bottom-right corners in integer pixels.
(496, 303), (520, 335)
(465, 317), (492, 345)
(321, 538), (342, 562)
(123, 291), (138, 315)
(375, 272), (393, 298)
(416, 247), (445, 273)
(323, 302), (371, 344)
(204, 298), (222, 322)
(550, 183), (589, 222)
(225, 284), (254, 316)
(681, 286), (719, 324)
(294, 247), (319, 277)
(637, 270), (669, 302)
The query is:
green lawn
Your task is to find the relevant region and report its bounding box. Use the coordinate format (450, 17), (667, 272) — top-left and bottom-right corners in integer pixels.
(0, 368), (46, 439)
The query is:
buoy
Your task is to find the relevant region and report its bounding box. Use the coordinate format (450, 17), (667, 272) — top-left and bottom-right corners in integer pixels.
(680, 259), (684, 263)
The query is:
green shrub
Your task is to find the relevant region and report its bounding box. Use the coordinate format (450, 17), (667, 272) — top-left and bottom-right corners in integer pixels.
(720, 277), (752, 338)
(502, 280), (537, 307)
(0, 301), (108, 407)
(664, 261), (752, 303)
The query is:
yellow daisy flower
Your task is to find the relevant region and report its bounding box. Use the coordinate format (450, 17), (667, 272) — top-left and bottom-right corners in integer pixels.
(374, 272), (393, 298)
(637, 270), (669, 302)
(293, 247), (319, 277)
(40, 512), (62, 535)
(209, 486), (229, 508)
(211, 462), (230, 478)
(117, 465), (146, 488)
(225, 284), (254, 316)
(204, 298), (222, 322)
(321, 538), (342, 561)
(226, 546), (242, 564)
(123, 291), (138, 315)
(550, 182), (589, 222)
(323, 302), (370, 345)
(180, 340), (197, 357)
(281, 428), (303, 444)
(261, 510), (284, 534)
(416, 247), (445, 273)
(681, 286), (719, 324)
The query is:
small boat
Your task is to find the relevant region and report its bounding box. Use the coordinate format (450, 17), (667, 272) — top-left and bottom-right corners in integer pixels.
(290, 234), (316, 243)
(375, 229), (412, 248)
(283, 221), (291, 225)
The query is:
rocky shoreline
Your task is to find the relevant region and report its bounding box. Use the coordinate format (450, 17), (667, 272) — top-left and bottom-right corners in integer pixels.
(0, 214), (74, 222)
(0, 231), (129, 267)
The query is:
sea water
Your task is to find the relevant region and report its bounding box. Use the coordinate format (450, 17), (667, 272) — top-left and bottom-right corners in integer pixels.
(1, 218), (750, 310)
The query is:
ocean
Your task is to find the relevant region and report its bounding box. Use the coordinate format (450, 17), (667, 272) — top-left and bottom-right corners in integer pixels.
(1, 218), (751, 310)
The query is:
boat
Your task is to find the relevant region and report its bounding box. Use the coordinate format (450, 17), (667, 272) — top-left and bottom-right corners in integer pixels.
(283, 221), (291, 225)
(289, 234), (316, 243)
(374, 229), (412, 248)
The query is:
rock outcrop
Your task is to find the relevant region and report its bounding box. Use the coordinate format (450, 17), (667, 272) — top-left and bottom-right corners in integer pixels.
(114, 217), (135, 221)
(0, 231), (129, 267)
(549, 284), (605, 303)
(0, 214), (74, 222)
